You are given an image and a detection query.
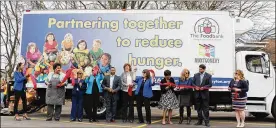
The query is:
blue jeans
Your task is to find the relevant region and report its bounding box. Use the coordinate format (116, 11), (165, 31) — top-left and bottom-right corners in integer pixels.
(1, 92), (4, 107)
(70, 92), (84, 120)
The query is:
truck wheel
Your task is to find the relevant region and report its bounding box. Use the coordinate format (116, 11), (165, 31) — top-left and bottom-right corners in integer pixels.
(271, 98), (276, 120)
(97, 96), (106, 117)
(251, 112), (269, 119)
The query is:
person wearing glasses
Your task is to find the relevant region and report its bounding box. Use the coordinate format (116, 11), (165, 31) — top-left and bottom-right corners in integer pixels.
(84, 66), (102, 122)
(228, 70), (249, 128)
(158, 70), (179, 125)
(177, 68), (193, 124)
(70, 70), (87, 122)
(134, 69), (155, 124)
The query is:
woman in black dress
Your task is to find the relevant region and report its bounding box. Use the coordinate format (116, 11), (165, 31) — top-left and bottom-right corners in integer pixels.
(158, 70), (179, 125)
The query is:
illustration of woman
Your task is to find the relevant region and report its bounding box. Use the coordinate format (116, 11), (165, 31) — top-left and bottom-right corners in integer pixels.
(72, 40), (89, 69)
(61, 33), (74, 52)
(43, 32), (58, 54)
(95, 53), (111, 89)
(26, 42), (42, 68)
(89, 39), (103, 66)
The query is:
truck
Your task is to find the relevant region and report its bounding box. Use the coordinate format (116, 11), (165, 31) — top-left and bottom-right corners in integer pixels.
(4, 10), (275, 120)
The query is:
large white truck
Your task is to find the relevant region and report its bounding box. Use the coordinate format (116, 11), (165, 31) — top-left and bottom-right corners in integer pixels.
(5, 10), (275, 119)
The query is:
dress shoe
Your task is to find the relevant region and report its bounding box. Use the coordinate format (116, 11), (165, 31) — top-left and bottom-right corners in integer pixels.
(194, 121), (203, 125)
(187, 117), (191, 125)
(137, 120), (144, 124)
(23, 116), (31, 120)
(78, 119), (82, 122)
(14, 116), (21, 121)
(46, 118), (52, 121)
(205, 122), (210, 127)
(93, 119), (99, 122)
(179, 116), (183, 124)
(110, 119), (115, 122)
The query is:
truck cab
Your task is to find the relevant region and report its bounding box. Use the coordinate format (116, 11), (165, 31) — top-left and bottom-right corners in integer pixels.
(236, 42), (276, 119)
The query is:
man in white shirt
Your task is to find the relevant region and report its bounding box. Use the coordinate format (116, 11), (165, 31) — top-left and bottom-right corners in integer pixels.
(101, 67), (121, 123)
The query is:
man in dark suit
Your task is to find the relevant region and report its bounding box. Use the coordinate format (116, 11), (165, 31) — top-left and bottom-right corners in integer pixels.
(101, 67), (121, 123)
(192, 64), (212, 127)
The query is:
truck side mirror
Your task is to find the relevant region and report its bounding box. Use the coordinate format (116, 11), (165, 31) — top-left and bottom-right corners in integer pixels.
(262, 53), (270, 78)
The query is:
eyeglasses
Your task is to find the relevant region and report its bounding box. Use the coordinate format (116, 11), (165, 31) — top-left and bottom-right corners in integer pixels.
(185, 72), (189, 74)
(77, 73), (83, 74)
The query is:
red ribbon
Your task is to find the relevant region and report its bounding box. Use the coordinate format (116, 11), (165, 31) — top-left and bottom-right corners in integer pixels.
(160, 82), (238, 99)
(30, 75), (37, 89)
(159, 82), (227, 90)
(128, 87), (133, 96)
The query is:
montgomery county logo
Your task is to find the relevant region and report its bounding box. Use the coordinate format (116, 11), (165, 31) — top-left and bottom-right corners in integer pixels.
(190, 17), (223, 39)
(195, 44), (220, 63)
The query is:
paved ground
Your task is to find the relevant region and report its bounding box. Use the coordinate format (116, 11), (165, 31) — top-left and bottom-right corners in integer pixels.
(1, 102), (275, 128)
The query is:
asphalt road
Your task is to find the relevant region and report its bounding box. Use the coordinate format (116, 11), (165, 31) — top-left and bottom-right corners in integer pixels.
(1, 102), (275, 128)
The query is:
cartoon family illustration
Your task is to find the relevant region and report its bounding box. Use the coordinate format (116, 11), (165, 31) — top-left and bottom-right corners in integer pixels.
(24, 32), (110, 87)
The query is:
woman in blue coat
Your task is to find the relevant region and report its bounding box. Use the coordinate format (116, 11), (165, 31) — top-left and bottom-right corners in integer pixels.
(134, 69), (155, 124)
(70, 70), (87, 122)
(13, 62), (31, 121)
(177, 69), (193, 124)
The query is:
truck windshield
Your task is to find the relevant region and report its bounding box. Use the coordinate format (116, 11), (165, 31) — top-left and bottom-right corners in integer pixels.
(246, 55), (267, 74)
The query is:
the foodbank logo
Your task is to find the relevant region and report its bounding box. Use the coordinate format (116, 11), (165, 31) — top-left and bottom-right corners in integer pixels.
(191, 17), (223, 39)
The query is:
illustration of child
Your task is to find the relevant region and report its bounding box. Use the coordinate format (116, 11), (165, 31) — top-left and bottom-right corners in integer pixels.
(95, 53), (111, 88)
(89, 39), (103, 66)
(43, 32), (58, 54)
(62, 33), (74, 52)
(34, 64), (48, 83)
(72, 40), (89, 68)
(26, 42), (42, 68)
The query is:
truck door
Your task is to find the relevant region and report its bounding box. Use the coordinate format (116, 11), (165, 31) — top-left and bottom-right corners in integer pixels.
(236, 51), (274, 98)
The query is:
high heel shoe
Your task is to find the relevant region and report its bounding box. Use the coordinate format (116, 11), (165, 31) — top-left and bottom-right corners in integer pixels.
(168, 121), (173, 124)
(187, 117), (191, 125)
(23, 116), (31, 120)
(179, 116), (183, 124)
(162, 120), (166, 125)
(14, 116), (21, 121)
(240, 122), (245, 128)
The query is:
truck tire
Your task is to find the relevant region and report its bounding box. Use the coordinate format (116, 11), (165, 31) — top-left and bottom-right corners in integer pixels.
(251, 112), (269, 119)
(272, 98), (276, 120)
(97, 96), (106, 117)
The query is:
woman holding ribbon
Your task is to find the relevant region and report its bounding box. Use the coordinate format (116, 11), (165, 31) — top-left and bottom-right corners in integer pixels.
(228, 70), (249, 128)
(177, 68), (193, 124)
(120, 63), (136, 123)
(158, 70), (179, 125)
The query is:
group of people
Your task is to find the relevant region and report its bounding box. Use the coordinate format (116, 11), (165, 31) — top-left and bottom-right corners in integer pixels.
(12, 62), (249, 128)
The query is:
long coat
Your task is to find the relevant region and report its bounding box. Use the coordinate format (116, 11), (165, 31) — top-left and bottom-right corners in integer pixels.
(45, 72), (66, 105)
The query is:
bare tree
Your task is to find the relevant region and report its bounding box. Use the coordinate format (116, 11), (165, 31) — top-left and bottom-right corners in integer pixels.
(0, 1), (25, 79)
